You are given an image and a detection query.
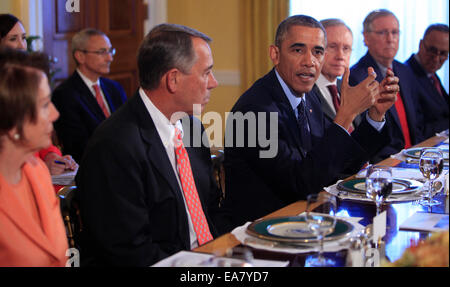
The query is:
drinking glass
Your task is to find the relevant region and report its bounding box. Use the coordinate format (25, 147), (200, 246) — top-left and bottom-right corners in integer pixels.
(365, 165), (393, 215)
(304, 193), (337, 267)
(419, 148), (444, 207)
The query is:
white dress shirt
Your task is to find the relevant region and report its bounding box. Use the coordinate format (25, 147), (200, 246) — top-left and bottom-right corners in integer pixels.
(139, 88), (198, 249)
(316, 73), (339, 115)
(76, 69), (111, 115)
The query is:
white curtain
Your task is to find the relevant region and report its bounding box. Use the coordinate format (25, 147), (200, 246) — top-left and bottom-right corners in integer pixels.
(290, 0), (449, 93)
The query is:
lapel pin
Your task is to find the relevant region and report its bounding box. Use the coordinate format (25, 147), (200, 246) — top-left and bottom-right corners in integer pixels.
(309, 109), (313, 113)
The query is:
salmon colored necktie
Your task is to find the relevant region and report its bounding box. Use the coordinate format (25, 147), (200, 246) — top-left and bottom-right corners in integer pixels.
(174, 128), (213, 246)
(93, 84), (110, 118)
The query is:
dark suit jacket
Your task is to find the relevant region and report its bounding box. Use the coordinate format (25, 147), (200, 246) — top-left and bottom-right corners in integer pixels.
(405, 54), (449, 137)
(52, 71), (127, 162)
(221, 69), (389, 230)
(311, 79), (362, 127)
(75, 92), (222, 266)
(349, 52), (425, 163)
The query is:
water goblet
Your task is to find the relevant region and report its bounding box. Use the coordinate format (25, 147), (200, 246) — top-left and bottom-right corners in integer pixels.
(304, 193), (337, 267)
(419, 148), (444, 207)
(365, 165), (393, 215)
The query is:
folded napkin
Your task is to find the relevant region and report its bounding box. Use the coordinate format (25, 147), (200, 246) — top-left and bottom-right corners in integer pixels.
(151, 250), (289, 267)
(233, 214), (364, 254)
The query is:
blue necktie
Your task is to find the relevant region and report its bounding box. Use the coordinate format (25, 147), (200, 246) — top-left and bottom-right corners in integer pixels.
(297, 100), (312, 153)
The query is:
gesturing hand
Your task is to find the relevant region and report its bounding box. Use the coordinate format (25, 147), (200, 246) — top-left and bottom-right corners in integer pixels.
(368, 68), (399, 122)
(334, 67), (379, 130)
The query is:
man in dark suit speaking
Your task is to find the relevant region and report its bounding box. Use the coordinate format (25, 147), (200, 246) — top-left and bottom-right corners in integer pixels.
(75, 24), (222, 266)
(52, 28), (127, 162)
(221, 15), (399, 230)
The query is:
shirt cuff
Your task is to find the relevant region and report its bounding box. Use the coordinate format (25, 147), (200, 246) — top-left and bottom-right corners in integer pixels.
(366, 113), (385, 132)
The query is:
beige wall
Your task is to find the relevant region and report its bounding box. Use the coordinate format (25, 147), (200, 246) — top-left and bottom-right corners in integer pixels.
(168, 0), (243, 146)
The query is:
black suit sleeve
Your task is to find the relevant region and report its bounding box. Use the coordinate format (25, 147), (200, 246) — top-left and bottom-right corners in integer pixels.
(76, 138), (173, 266)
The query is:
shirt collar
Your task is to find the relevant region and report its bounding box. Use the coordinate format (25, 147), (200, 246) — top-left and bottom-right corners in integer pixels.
(373, 60), (392, 79)
(77, 69), (100, 95)
(139, 88), (183, 148)
(274, 69), (305, 111)
(317, 73), (337, 87)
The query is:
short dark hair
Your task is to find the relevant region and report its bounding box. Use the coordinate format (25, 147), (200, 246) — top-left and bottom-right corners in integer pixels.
(0, 49), (46, 150)
(423, 23), (449, 38)
(0, 13), (20, 40)
(363, 9), (399, 33)
(275, 15), (326, 48)
(0, 47), (50, 78)
(137, 23), (212, 91)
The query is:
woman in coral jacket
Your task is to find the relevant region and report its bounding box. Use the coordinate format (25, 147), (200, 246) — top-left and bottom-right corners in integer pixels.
(0, 13), (77, 175)
(0, 51), (68, 266)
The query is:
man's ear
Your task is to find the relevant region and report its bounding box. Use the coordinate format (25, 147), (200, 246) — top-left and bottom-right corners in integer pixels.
(362, 33), (369, 47)
(269, 45), (280, 66)
(165, 68), (179, 93)
(74, 50), (85, 65)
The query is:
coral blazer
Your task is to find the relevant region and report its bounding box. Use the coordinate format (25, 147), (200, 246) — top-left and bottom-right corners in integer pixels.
(0, 159), (68, 267)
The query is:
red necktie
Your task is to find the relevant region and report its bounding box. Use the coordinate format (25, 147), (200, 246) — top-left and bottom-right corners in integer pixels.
(174, 128), (213, 246)
(394, 91), (412, 149)
(387, 68), (411, 149)
(93, 84), (110, 118)
(430, 74), (443, 98)
(327, 84), (354, 133)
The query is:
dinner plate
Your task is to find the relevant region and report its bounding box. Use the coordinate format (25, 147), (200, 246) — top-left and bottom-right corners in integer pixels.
(337, 178), (423, 195)
(402, 147), (449, 160)
(246, 216), (354, 244)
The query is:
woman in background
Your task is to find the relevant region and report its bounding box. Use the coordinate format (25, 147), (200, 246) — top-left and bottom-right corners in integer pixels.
(0, 51), (68, 266)
(0, 13), (77, 175)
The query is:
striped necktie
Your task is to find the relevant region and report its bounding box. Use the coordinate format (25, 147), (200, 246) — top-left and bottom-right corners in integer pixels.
(174, 128), (213, 246)
(93, 84), (110, 118)
(297, 99), (312, 152)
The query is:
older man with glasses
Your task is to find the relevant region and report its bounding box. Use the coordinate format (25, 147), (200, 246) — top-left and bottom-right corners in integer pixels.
(52, 28), (127, 162)
(349, 9), (426, 163)
(405, 24), (449, 136)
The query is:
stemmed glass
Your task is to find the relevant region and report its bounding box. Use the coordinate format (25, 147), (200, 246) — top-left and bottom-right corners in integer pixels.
(365, 165), (393, 215)
(419, 148), (444, 207)
(304, 193), (337, 267)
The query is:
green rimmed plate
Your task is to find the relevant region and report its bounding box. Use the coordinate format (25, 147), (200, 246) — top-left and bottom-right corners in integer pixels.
(402, 147), (449, 160)
(246, 216), (354, 244)
(337, 178), (423, 195)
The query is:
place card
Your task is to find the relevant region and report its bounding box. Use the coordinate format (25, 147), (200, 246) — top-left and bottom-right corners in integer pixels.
(373, 211), (386, 242)
(400, 212), (449, 232)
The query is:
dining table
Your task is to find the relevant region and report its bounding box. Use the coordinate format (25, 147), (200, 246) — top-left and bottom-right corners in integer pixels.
(193, 134), (449, 267)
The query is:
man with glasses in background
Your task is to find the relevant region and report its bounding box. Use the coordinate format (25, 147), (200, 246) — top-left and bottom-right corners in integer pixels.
(405, 24), (449, 137)
(350, 9), (425, 163)
(52, 28), (127, 162)
(312, 19), (361, 132)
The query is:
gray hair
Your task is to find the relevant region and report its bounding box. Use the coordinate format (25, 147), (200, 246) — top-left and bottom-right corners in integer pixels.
(423, 23), (449, 38)
(71, 28), (107, 64)
(363, 9), (399, 33)
(275, 15), (326, 48)
(137, 23), (212, 91)
(320, 18), (353, 37)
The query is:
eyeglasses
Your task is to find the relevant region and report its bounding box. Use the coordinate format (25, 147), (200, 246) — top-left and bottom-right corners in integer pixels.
(370, 29), (400, 38)
(80, 47), (116, 56)
(327, 43), (352, 55)
(423, 42), (449, 58)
